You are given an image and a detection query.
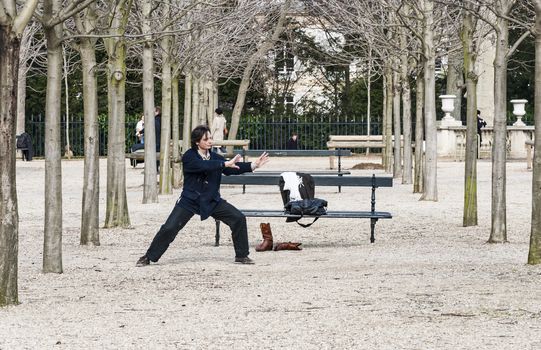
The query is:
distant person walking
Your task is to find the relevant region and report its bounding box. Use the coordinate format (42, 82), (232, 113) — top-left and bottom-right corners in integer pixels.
(211, 107), (228, 153)
(477, 110), (487, 144)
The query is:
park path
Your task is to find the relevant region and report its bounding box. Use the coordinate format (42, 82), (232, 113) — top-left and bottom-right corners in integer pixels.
(1, 157), (540, 349)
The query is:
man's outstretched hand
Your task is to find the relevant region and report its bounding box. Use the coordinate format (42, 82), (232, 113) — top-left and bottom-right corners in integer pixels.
(253, 152), (269, 170)
(225, 154), (242, 169)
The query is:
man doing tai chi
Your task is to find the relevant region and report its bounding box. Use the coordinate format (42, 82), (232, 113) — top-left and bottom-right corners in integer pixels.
(136, 125), (269, 266)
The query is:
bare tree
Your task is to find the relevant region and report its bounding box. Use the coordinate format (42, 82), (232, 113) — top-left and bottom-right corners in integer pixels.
(62, 44), (79, 159)
(70, 2), (101, 245)
(529, 0), (541, 265)
(159, 0), (173, 195)
(17, 21), (46, 136)
(0, 0), (39, 308)
(39, 0), (97, 273)
(103, 0), (133, 228)
(461, 4), (480, 226)
(228, 0), (292, 142)
(413, 63), (424, 193)
(139, 0), (159, 203)
(418, 0), (438, 201)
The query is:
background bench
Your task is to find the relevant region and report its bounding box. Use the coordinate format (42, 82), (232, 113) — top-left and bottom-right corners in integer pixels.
(127, 139), (250, 167)
(232, 149), (353, 174)
(327, 135), (384, 169)
(216, 174), (393, 246)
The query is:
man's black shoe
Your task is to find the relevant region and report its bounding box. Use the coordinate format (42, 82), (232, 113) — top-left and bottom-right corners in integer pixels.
(234, 257), (255, 265)
(136, 255), (150, 267)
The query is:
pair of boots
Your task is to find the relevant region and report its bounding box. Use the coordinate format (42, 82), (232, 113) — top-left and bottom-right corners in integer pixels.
(255, 223), (302, 251)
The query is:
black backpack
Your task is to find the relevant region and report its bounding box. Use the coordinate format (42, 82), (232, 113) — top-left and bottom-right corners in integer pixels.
(279, 173), (327, 227)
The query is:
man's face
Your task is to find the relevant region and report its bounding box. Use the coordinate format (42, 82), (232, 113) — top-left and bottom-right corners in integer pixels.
(197, 132), (213, 151)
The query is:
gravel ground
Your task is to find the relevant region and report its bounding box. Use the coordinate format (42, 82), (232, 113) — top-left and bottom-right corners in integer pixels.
(1, 156), (540, 350)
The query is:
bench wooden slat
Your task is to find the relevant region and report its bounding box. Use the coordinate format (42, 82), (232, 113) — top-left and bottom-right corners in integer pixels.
(221, 175), (393, 187)
(242, 170), (351, 176)
(239, 209), (392, 219)
(212, 140), (250, 147)
(327, 141), (384, 148)
(233, 149), (352, 157)
(329, 135), (384, 141)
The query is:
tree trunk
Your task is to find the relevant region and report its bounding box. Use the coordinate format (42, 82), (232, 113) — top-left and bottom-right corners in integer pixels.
(420, 0), (438, 201)
(63, 45), (72, 159)
(462, 11), (479, 227)
(171, 74), (183, 189)
(16, 62), (26, 135)
(414, 72), (424, 193)
(447, 50), (463, 122)
(366, 49), (372, 156)
(489, 15), (509, 242)
(393, 70), (402, 178)
(104, 54), (130, 227)
(198, 78), (206, 125)
(401, 43), (413, 184)
(159, 25), (173, 195)
(382, 73), (387, 167)
(382, 73), (387, 168)
(228, 0), (291, 142)
(191, 76), (200, 128)
(43, 2), (64, 272)
(205, 80), (213, 127)
(0, 25), (20, 306)
(142, 0), (158, 204)
(103, 0), (132, 227)
(528, 1), (541, 264)
(79, 38), (100, 245)
(182, 72), (192, 152)
(384, 69), (393, 174)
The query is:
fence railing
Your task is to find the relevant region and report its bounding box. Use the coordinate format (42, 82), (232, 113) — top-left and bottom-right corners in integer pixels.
(24, 116), (382, 157)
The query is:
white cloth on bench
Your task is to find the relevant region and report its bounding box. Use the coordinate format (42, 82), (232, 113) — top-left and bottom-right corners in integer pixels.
(280, 172), (302, 201)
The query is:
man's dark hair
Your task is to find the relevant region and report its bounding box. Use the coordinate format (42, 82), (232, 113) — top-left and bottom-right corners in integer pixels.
(191, 125), (211, 150)
(477, 109), (481, 116)
(215, 107), (223, 115)
(155, 106), (161, 115)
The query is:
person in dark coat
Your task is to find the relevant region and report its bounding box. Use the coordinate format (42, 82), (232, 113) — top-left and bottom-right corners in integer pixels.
(477, 109), (487, 143)
(286, 132), (299, 150)
(136, 125), (269, 266)
(16, 132), (34, 161)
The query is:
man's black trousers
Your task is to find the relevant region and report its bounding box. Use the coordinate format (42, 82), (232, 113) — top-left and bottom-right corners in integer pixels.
(145, 200), (249, 262)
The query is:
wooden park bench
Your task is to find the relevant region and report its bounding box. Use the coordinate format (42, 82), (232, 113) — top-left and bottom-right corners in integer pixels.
(127, 139), (250, 167)
(327, 135), (415, 169)
(216, 174), (393, 246)
(232, 149), (353, 173)
(327, 135), (385, 169)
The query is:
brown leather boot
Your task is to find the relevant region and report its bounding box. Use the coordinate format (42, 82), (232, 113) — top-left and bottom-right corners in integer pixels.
(273, 242), (302, 251)
(255, 223), (273, 252)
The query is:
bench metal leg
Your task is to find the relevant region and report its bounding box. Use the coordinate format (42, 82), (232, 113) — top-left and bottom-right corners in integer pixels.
(215, 220), (221, 246)
(370, 218), (378, 243)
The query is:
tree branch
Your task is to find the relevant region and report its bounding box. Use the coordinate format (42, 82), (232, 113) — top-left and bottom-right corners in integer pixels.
(13, 0), (39, 35)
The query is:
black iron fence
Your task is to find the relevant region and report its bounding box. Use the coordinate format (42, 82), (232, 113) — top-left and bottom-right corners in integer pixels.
(237, 116), (382, 150)
(24, 115), (382, 157)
